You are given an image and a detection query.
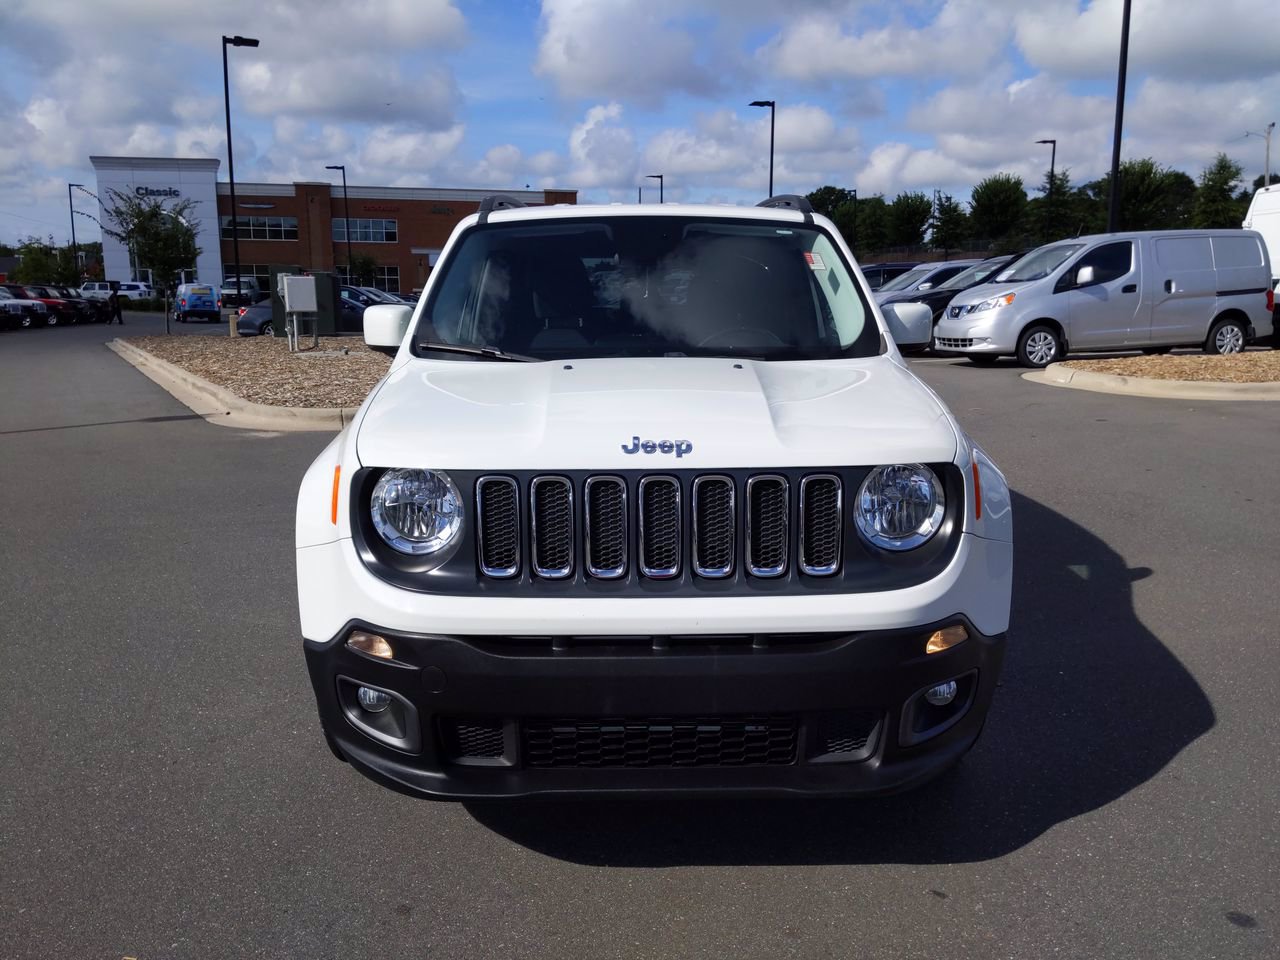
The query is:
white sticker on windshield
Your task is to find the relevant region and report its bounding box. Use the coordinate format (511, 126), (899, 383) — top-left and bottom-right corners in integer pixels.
(804, 251), (826, 270)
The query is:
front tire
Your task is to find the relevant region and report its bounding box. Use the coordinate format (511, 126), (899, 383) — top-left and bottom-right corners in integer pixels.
(260, 322), (275, 337)
(1017, 324), (1062, 368)
(1206, 317), (1246, 355)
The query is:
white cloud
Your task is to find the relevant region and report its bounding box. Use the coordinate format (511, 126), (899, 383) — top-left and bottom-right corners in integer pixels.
(567, 103), (638, 189)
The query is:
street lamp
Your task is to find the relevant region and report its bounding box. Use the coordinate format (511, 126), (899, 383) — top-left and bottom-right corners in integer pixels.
(1106, 0), (1131, 233)
(222, 33), (259, 336)
(68, 183), (83, 279)
(851, 188), (858, 252)
(749, 99), (776, 197)
(646, 173), (663, 204)
(1036, 139), (1057, 237)
(326, 164), (353, 283)
(1245, 122), (1275, 188)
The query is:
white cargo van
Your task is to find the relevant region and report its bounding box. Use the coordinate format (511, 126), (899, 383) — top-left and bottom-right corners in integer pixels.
(1243, 185), (1280, 292)
(935, 230), (1275, 366)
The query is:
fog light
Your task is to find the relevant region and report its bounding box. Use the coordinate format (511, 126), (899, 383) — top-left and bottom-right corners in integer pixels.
(926, 624), (968, 654)
(347, 630), (394, 659)
(357, 687), (393, 713)
(925, 681), (958, 706)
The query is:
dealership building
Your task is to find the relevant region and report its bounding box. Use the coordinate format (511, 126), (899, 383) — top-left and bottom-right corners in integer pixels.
(89, 156), (577, 292)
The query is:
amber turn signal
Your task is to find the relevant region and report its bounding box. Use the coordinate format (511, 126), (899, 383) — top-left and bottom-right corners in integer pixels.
(347, 630), (395, 659)
(925, 625), (968, 654)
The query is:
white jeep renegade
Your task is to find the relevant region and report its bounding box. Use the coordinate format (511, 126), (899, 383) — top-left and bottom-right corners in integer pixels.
(296, 195), (1013, 799)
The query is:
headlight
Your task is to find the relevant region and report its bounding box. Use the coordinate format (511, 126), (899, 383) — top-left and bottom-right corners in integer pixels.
(970, 292), (1016, 313)
(855, 464), (945, 551)
(370, 468), (463, 555)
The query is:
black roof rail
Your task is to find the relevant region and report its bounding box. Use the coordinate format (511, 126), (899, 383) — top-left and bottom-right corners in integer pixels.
(477, 194), (526, 224)
(757, 194), (814, 223)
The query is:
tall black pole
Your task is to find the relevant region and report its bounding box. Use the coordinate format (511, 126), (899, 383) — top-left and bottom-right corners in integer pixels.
(67, 184), (79, 280)
(341, 167), (352, 282)
(638, 186), (642, 204)
(1107, 0), (1132, 233)
(222, 38), (241, 334)
(852, 188), (858, 253)
(768, 103), (775, 198)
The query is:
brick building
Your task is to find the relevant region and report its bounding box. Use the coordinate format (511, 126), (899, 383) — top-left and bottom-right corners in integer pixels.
(90, 156), (577, 292)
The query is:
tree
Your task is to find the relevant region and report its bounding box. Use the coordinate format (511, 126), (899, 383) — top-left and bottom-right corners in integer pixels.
(1028, 169), (1074, 243)
(10, 236), (79, 285)
(1080, 159), (1195, 232)
(1193, 153), (1246, 228)
(888, 191), (933, 247)
(929, 193), (969, 253)
(1250, 173), (1280, 191)
(847, 194), (889, 257)
(805, 185), (856, 220)
(969, 173), (1027, 249)
(102, 189), (201, 293)
(349, 252), (379, 286)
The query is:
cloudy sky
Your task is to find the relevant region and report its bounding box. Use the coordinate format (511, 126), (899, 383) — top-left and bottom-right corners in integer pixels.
(1, 0), (1276, 245)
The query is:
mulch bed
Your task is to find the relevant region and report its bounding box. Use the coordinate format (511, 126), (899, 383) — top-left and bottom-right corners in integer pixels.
(1061, 350), (1280, 383)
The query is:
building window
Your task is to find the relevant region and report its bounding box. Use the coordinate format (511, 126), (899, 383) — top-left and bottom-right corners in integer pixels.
(223, 264), (272, 285)
(220, 216), (299, 240)
(374, 266), (400, 292)
(333, 218), (398, 243)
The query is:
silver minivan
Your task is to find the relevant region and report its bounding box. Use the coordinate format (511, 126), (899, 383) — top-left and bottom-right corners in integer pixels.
(933, 230), (1275, 367)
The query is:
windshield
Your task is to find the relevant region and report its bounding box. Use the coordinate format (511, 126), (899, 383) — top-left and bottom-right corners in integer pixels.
(876, 265), (935, 293)
(361, 287), (401, 304)
(996, 243), (1085, 283)
(938, 258), (1012, 290)
(415, 216), (880, 361)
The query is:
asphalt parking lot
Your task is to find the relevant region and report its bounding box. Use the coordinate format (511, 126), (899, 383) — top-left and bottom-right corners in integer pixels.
(2, 315), (1277, 959)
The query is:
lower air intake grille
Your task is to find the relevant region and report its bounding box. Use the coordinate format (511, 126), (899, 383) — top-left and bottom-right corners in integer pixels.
(935, 337), (975, 349)
(522, 715), (797, 768)
(440, 718), (507, 760)
(814, 711), (880, 758)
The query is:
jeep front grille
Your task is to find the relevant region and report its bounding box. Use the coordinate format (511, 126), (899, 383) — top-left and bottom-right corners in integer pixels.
(477, 472), (846, 582)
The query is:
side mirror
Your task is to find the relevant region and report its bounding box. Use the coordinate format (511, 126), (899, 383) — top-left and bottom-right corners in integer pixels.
(882, 301), (933, 348)
(1075, 265), (1095, 287)
(363, 304), (412, 357)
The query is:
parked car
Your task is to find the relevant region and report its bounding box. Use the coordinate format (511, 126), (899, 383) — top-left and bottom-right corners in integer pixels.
(859, 261), (919, 290)
(934, 230), (1276, 367)
(79, 281), (112, 301)
(173, 283), (221, 323)
(296, 194), (1014, 800)
(880, 255), (1022, 323)
(0, 286), (49, 328)
(235, 302), (275, 337)
(220, 276), (266, 306)
(2, 284), (74, 326)
(115, 281), (154, 302)
(873, 260), (980, 305)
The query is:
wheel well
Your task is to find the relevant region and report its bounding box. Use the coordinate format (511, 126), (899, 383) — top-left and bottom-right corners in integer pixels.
(1020, 318), (1066, 349)
(1209, 308), (1249, 335)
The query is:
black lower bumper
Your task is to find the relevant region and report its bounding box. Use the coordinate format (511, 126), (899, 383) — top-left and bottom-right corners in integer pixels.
(304, 619), (1005, 799)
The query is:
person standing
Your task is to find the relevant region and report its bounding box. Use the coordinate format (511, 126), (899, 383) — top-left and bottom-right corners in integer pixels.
(107, 288), (123, 325)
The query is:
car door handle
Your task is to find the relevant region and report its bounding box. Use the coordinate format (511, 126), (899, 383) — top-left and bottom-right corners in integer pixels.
(1122, 284), (1137, 293)
(1163, 279), (1175, 293)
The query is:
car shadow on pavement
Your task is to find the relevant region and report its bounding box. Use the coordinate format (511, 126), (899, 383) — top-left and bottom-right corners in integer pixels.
(465, 493), (1215, 866)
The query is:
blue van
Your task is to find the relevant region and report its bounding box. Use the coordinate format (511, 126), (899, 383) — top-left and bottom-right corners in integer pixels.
(174, 283), (221, 323)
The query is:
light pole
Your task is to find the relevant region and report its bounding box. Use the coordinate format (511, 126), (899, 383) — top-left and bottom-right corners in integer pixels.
(326, 164), (353, 282)
(646, 174), (663, 203)
(222, 33), (259, 336)
(851, 188), (858, 253)
(750, 100), (776, 196)
(637, 186), (642, 204)
(1245, 122), (1275, 188)
(1106, 0), (1131, 233)
(1036, 138), (1057, 237)
(68, 183), (83, 280)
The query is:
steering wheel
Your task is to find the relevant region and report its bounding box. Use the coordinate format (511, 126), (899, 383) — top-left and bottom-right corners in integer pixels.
(694, 326), (787, 349)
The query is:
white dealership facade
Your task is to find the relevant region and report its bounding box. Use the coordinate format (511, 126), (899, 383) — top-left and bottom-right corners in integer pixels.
(89, 156), (223, 285)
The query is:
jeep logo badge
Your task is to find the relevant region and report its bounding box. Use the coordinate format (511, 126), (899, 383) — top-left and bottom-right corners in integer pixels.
(621, 436), (693, 458)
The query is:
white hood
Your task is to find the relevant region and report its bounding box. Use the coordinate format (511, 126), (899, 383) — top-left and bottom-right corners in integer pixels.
(356, 356), (958, 470)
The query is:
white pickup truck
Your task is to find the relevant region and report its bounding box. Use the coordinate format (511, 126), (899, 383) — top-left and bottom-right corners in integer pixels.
(296, 195), (1013, 800)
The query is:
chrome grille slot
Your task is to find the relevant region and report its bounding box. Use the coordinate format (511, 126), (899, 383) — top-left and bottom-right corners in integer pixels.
(746, 475), (789, 577)
(585, 477), (627, 579)
(639, 477), (681, 578)
(476, 476), (519, 577)
(799, 475), (842, 576)
(692, 476), (735, 578)
(530, 477), (573, 578)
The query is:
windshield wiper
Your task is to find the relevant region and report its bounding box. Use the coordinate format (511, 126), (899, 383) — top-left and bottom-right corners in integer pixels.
(415, 340), (539, 362)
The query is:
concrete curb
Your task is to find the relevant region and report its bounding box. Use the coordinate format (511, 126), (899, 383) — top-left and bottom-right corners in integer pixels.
(1023, 362), (1280, 402)
(107, 338), (358, 431)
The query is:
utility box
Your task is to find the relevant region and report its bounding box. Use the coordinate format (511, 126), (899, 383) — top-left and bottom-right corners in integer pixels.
(267, 263), (302, 337)
(283, 275), (318, 313)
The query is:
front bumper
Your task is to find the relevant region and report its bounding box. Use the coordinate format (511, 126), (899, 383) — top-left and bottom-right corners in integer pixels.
(305, 618), (1005, 799)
